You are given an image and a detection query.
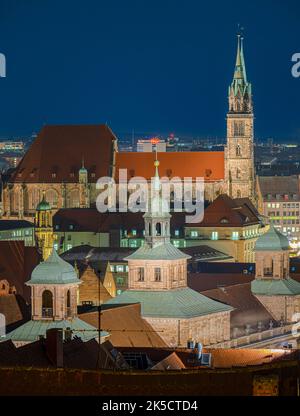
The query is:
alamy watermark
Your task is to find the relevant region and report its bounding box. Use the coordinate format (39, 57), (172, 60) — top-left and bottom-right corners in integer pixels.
(291, 53), (300, 78)
(95, 169), (205, 223)
(0, 53), (6, 78)
(0, 313), (5, 338)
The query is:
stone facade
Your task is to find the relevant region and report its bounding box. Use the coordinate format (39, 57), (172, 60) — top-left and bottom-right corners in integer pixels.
(225, 35), (255, 203)
(145, 312), (231, 347)
(30, 283), (78, 321)
(254, 294), (300, 322)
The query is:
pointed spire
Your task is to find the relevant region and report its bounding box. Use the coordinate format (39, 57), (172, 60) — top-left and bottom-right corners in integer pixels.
(233, 34), (247, 83)
(153, 159), (161, 192)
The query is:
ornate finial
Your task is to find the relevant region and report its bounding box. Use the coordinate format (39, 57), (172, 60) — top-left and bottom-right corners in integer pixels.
(154, 160), (160, 168)
(82, 156), (85, 169)
(237, 23), (244, 38)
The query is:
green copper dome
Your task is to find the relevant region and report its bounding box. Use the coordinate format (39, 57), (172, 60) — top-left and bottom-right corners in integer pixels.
(36, 193), (51, 211)
(27, 248), (80, 285)
(255, 226), (290, 252)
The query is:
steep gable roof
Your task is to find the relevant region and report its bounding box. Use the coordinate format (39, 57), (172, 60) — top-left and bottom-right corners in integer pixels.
(9, 125), (117, 184)
(116, 151), (225, 182)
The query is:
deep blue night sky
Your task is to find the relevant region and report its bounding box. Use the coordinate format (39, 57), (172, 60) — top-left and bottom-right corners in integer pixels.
(0, 0), (300, 140)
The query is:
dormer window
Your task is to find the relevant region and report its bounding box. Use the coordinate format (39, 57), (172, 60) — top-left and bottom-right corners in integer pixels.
(70, 172), (75, 178)
(91, 173), (95, 178)
(220, 217), (229, 224)
(51, 173), (56, 178)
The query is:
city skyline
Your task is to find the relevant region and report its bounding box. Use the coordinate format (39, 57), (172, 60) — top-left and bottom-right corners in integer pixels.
(0, 0), (299, 140)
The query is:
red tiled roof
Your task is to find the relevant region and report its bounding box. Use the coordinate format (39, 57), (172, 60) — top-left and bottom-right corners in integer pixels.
(188, 272), (253, 292)
(202, 283), (274, 331)
(54, 208), (186, 233)
(188, 194), (260, 227)
(10, 125), (117, 183)
(0, 241), (40, 302)
(115, 151), (225, 181)
(80, 304), (167, 348)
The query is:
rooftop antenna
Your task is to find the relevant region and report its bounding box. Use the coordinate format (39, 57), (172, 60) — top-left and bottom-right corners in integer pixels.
(131, 128), (135, 150)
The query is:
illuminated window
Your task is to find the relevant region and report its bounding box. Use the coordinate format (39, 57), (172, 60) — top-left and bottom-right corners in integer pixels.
(211, 231), (218, 240)
(232, 231), (239, 240)
(191, 230), (198, 238)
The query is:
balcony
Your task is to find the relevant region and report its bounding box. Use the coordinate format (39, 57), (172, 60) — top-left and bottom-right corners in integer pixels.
(42, 307), (53, 318)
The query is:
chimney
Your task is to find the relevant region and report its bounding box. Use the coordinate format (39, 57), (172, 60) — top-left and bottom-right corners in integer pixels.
(65, 327), (72, 342)
(45, 328), (63, 368)
(196, 342), (203, 361)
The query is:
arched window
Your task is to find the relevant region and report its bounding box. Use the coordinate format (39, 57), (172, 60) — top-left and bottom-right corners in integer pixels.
(236, 145), (241, 157)
(236, 190), (241, 198)
(67, 290), (71, 307)
(236, 168), (241, 179)
(233, 121), (245, 137)
(67, 189), (80, 208)
(156, 222), (161, 236)
(66, 290), (71, 317)
(46, 189), (58, 208)
(42, 290), (53, 318)
(148, 223), (151, 236)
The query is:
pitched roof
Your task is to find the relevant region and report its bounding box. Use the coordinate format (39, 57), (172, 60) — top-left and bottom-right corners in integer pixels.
(189, 194), (260, 227)
(151, 352), (185, 370)
(9, 125), (116, 184)
(53, 209), (186, 233)
(255, 225), (290, 251)
(105, 287), (233, 318)
(79, 265), (112, 304)
(0, 241), (40, 302)
(115, 151), (225, 182)
(117, 346), (297, 370)
(80, 303), (167, 348)
(4, 317), (107, 343)
(0, 220), (34, 231)
(125, 242), (191, 261)
(258, 175), (300, 200)
(202, 283), (274, 333)
(251, 278), (300, 296)
(188, 272), (253, 292)
(0, 294), (30, 329)
(0, 338), (121, 370)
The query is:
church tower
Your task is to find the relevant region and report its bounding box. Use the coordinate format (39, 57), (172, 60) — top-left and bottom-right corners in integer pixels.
(34, 192), (54, 260)
(225, 33), (255, 203)
(105, 159), (232, 347)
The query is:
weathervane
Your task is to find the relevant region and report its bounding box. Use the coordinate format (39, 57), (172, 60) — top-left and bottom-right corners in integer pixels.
(237, 23), (245, 39)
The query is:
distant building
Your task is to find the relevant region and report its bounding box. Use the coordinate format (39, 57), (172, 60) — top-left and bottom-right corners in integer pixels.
(0, 220), (35, 246)
(257, 175), (300, 247)
(0, 141), (24, 152)
(185, 194), (268, 262)
(2, 125), (117, 219)
(137, 139), (166, 152)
